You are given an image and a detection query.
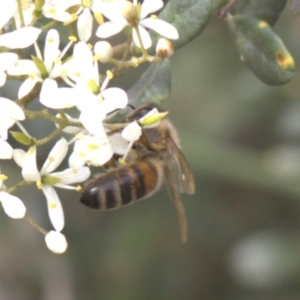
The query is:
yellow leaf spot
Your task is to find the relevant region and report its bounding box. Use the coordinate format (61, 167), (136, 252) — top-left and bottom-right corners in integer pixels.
(258, 21), (269, 28)
(48, 202), (58, 209)
(276, 51), (295, 70)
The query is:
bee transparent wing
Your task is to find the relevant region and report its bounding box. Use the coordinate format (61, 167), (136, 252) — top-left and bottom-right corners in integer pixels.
(164, 137), (195, 243)
(166, 137), (195, 195)
(164, 164), (188, 243)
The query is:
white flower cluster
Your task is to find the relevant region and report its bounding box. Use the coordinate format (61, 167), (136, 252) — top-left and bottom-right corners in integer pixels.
(0, 0), (178, 254)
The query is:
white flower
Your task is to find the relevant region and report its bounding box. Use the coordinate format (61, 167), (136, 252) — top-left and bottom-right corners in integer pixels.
(0, 97), (25, 140)
(64, 42), (128, 135)
(0, 27), (41, 49)
(0, 53), (18, 87)
(96, 0), (179, 49)
(15, 138), (91, 231)
(45, 230), (68, 254)
(43, 0), (104, 42)
(69, 133), (113, 167)
(8, 29), (75, 99)
(94, 41), (113, 63)
(0, 192), (26, 219)
(42, 0), (73, 22)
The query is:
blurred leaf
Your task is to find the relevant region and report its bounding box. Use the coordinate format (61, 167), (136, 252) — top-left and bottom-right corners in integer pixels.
(152, 0), (212, 49)
(227, 14), (295, 85)
(211, 0), (231, 10)
(232, 0), (287, 26)
(127, 59), (171, 107)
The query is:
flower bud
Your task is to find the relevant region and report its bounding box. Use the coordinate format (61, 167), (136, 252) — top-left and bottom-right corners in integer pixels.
(122, 1), (138, 26)
(45, 231), (68, 254)
(94, 41), (113, 63)
(156, 38), (174, 58)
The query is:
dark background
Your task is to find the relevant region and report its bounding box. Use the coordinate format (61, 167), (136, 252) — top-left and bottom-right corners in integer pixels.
(2, 4), (300, 300)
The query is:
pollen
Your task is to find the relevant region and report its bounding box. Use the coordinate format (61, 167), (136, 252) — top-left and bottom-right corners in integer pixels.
(48, 202), (58, 209)
(258, 21), (269, 28)
(87, 144), (99, 151)
(72, 168), (77, 174)
(106, 70), (114, 79)
(76, 185), (82, 192)
(0, 174), (8, 181)
(29, 74), (35, 80)
(47, 37), (54, 44)
(151, 14), (158, 19)
(68, 36), (77, 42)
(48, 156), (55, 162)
(82, 0), (92, 8)
(36, 180), (42, 190)
(28, 146), (35, 155)
(47, 7), (56, 13)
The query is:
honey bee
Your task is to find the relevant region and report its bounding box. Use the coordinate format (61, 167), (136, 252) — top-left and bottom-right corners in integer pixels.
(80, 104), (195, 242)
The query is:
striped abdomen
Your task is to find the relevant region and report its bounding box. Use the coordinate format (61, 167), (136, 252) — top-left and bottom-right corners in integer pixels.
(80, 159), (164, 210)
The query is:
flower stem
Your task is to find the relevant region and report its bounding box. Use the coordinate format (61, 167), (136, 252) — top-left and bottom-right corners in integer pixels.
(24, 215), (48, 235)
(16, 0), (25, 28)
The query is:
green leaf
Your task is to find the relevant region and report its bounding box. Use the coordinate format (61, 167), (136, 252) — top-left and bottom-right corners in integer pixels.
(227, 14), (295, 85)
(211, 0), (231, 11)
(127, 59), (171, 107)
(10, 131), (34, 146)
(232, 0), (287, 26)
(152, 0), (212, 50)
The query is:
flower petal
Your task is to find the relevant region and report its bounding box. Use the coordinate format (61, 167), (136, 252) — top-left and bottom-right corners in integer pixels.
(44, 29), (60, 72)
(0, 97), (25, 120)
(96, 21), (126, 38)
(77, 8), (93, 42)
(0, 192), (26, 219)
(52, 166), (91, 185)
(0, 0), (17, 30)
(0, 53), (18, 72)
(80, 107), (107, 137)
(140, 0), (164, 19)
(18, 77), (39, 99)
(101, 87), (128, 115)
(132, 25), (152, 49)
(41, 138), (68, 174)
(122, 121), (142, 142)
(45, 230), (68, 254)
(140, 18), (179, 40)
(22, 146), (40, 181)
(0, 27), (41, 49)
(42, 185), (64, 231)
(0, 139), (13, 159)
(12, 148), (25, 167)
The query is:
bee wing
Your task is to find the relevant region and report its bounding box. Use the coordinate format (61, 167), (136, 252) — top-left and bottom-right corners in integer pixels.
(164, 164), (188, 243)
(166, 137), (195, 195)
